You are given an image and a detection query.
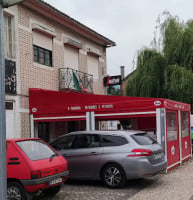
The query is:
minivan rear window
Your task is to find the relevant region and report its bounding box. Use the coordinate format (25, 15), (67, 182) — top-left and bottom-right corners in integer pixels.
(17, 140), (55, 161)
(131, 133), (157, 145)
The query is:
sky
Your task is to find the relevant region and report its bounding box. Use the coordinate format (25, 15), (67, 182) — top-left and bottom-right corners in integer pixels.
(44, 0), (193, 76)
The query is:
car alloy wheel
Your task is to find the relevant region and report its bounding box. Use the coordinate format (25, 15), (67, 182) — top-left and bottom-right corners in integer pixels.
(7, 182), (26, 200)
(102, 164), (126, 188)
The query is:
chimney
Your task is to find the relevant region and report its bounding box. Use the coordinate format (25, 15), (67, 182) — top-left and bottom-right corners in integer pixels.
(120, 66), (125, 80)
(120, 66), (125, 96)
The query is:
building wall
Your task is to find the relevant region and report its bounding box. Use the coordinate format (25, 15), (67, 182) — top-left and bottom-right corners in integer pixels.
(4, 6), (23, 138)
(18, 5), (107, 95)
(5, 4), (108, 138)
(121, 80), (127, 96)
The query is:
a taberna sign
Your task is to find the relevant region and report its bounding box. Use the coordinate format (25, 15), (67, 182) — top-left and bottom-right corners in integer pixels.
(103, 75), (122, 86)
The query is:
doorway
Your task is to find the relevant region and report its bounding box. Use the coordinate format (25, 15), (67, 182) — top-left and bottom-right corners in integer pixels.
(38, 122), (49, 142)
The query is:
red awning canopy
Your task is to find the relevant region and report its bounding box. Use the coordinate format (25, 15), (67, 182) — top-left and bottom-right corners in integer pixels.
(29, 88), (190, 122)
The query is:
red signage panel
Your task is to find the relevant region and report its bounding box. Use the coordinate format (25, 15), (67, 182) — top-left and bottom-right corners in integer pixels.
(103, 75), (122, 86)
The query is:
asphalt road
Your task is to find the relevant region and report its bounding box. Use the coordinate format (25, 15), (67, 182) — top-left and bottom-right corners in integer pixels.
(33, 174), (163, 200)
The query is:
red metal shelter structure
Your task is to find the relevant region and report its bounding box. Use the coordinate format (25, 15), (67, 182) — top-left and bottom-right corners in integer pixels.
(29, 88), (192, 170)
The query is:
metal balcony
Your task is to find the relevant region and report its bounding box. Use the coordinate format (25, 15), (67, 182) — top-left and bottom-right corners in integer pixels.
(59, 68), (93, 93)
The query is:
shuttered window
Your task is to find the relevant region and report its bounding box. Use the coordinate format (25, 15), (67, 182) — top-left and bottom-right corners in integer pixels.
(4, 14), (15, 59)
(64, 45), (79, 70)
(32, 30), (53, 67)
(87, 55), (99, 80)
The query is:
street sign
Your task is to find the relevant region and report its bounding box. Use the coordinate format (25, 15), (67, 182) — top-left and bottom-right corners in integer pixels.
(103, 75), (122, 86)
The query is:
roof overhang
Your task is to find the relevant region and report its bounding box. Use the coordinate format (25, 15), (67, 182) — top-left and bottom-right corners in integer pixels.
(21, 0), (116, 47)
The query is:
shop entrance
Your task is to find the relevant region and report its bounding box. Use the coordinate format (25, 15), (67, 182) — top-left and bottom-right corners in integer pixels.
(6, 102), (14, 139)
(68, 121), (77, 132)
(38, 122), (49, 142)
(166, 110), (180, 169)
(181, 111), (191, 161)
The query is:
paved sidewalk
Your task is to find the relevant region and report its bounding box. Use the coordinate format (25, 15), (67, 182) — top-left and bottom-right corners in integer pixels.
(34, 175), (162, 200)
(128, 158), (193, 200)
(34, 158), (193, 200)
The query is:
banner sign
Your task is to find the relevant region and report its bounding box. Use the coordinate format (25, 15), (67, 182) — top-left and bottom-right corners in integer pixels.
(103, 75), (122, 86)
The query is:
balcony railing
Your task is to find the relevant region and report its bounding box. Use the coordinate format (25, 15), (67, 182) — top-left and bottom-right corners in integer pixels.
(59, 68), (93, 93)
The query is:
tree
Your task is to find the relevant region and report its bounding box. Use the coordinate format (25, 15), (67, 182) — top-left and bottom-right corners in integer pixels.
(126, 12), (193, 112)
(164, 65), (193, 105)
(107, 85), (121, 96)
(126, 49), (166, 98)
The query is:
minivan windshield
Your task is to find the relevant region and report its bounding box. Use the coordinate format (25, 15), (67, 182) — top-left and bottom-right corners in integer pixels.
(131, 133), (157, 145)
(17, 140), (55, 161)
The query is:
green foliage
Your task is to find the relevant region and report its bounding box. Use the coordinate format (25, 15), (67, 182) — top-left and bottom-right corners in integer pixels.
(126, 12), (193, 112)
(163, 18), (184, 65)
(180, 21), (193, 70)
(126, 49), (166, 98)
(107, 86), (121, 96)
(162, 18), (193, 70)
(164, 65), (193, 104)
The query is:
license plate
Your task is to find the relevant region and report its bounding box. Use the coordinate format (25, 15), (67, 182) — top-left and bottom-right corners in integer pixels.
(154, 153), (162, 160)
(49, 177), (62, 186)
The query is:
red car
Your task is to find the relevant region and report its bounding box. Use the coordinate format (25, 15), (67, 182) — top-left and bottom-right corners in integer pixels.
(7, 138), (69, 199)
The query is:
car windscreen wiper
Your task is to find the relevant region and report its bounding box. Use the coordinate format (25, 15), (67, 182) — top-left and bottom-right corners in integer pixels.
(50, 153), (59, 162)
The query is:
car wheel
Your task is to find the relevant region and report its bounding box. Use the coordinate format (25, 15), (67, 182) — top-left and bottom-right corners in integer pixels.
(102, 164), (126, 188)
(42, 185), (61, 197)
(7, 182), (26, 200)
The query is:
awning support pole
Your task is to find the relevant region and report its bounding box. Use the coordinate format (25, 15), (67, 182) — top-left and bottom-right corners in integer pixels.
(156, 108), (166, 148)
(86, 112), (95, 131)
(190, 112), (192, 158)
(178, 110), (182, 165)
(156, 108), (167, 172)
(30, 114), (34, 138)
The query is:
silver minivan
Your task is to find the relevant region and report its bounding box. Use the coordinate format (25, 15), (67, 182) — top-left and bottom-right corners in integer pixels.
(50, 130), (167, 188)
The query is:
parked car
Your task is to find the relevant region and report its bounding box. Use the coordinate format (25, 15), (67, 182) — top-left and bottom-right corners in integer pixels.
(7, 138), (69, 199)
(50, 130), (167, 188)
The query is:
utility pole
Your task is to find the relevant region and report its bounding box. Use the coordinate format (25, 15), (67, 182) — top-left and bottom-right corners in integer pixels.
(0, 1), (27, 199)
(0, 2), (6, 199)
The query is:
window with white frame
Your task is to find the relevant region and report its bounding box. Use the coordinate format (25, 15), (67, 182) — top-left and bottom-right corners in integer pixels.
(4, 14), (15, 59)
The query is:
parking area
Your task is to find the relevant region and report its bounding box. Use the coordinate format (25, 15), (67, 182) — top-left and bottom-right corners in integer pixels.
(34, 174), (163, 200)
(34, 158), (193, 200)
